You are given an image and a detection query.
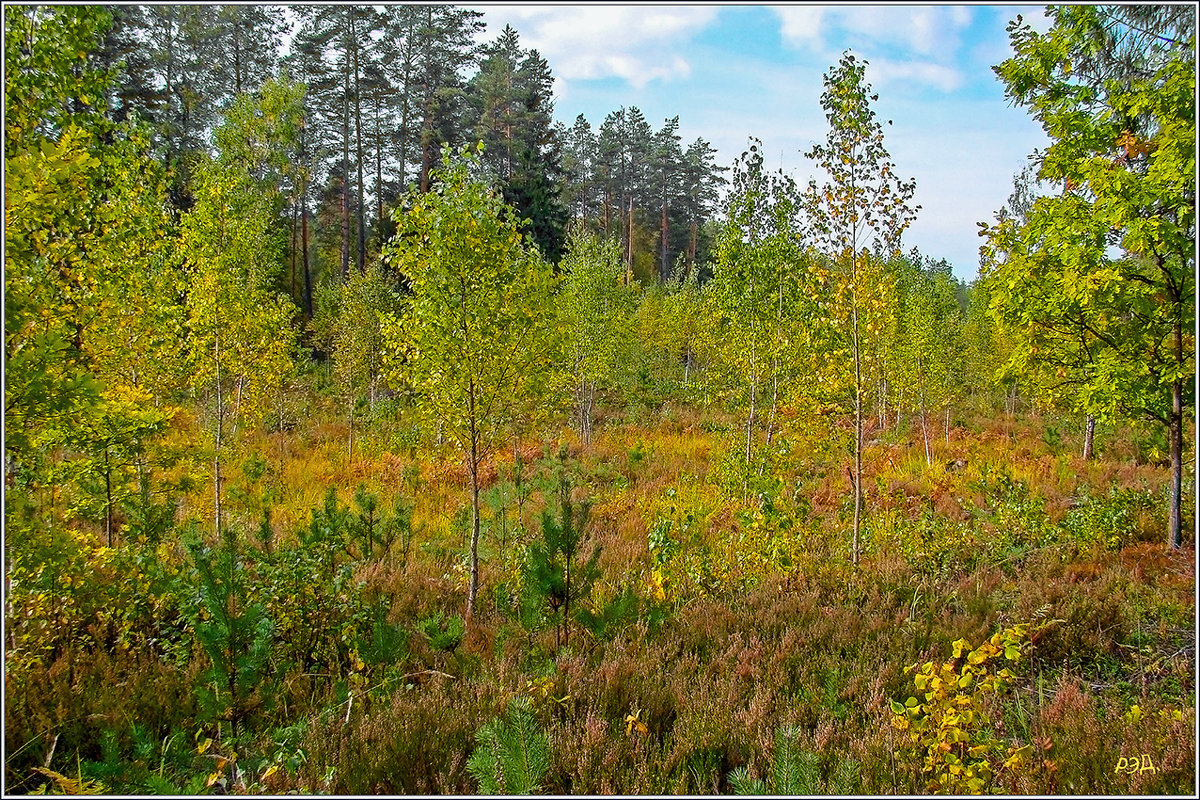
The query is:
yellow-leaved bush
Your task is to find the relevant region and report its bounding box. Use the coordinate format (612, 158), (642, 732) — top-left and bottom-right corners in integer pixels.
(890, 623), (1034, 794)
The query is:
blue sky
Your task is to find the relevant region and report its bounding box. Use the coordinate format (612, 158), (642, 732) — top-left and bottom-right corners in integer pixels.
(469, 4), (1055, 282)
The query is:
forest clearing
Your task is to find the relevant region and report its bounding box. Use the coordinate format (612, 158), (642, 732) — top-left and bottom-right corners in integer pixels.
(4, 4), (1195, 796)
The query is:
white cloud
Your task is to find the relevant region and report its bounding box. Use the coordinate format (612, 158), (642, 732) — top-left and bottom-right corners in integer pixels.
(476, 6), (718, 89)
(780, 5), (974, 54)
(773, 5), (826, 45)
(864, 57), (965, 93)
(773, 5), (974, 92)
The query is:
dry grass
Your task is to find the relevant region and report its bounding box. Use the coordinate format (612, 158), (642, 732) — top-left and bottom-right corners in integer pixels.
(6, 392), (1193, 795)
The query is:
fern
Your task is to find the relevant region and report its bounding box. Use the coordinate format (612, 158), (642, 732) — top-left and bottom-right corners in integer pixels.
(467, 697), (551, 794)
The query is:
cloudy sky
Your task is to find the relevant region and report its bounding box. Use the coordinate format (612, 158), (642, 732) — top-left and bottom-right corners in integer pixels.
(469, 4), (1054, 282)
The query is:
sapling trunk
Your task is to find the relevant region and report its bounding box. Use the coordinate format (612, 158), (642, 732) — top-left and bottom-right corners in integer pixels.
(214, 333), (224, 541)
(103, 445), (113, 548)
(919, 364), (931, 468)
(851, 260), (863, 567)
(1169, 376), (1183, 549)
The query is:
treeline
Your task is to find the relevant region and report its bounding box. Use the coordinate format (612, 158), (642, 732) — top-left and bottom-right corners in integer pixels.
(74, 4), (727, 307)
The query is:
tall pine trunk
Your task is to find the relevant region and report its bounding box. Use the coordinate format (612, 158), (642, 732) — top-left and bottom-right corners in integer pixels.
(341, 67), (351, 279)
(351, 11), (366, 273)
(659, 190), (669, 283)
(302, 181), (313, 319)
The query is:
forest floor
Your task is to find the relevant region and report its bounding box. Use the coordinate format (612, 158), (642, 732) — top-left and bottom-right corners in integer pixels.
(4, 390), (1196, 795)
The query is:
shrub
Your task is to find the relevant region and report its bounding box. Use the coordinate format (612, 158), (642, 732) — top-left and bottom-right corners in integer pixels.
(891, 624), (1034, 794)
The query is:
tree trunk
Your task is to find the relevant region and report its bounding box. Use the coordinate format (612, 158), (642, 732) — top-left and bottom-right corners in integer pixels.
(289, 199), (298, 302)
(1168, 313), (1183, 548)
(1082, 414), (1096, 460)
(213, 333), (224, 541)
(374, 94), (385, 251)
(104, 445), (113, 548)
(919, 377), (931, 468)
(467, 448), (481, 618)
(745, 358), (757, 467)
(879, 379), (888, 432)
(851, 260), (863, 567)
(341, 39), (351, 279)
(232, 11), (243, 95)
(626, 194), (635, 283)
(302, 179), (313, 319)
(466, 381), (482, 618)
(688, 220), (698, 270)
(351, 10), (366, 273)
(659, 191), (669, 283)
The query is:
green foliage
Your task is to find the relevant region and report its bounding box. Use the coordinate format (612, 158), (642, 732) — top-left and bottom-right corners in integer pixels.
(182, 148), (297, 434)
(559, 226), (634, 445)
(5, 9), (1196, 798)
(981, 5), (1195, 547)
(347, 484), (414, 563)
(804, 50), (919, 563)
(466, 697), (551, 794)
(3, 5), (115, 154)
(518, 466), (601, 649)
(891, 624), (1034, 794)
(299, 487), (353, 575)
(383, 143), (565, 613)
(705, 139), (823, 468)
(894, 254), (968, 463)
(1060, 485), (1157, 551)
(574, 586), (642, 642)
(382, 143), (565, 451)
(417, 611), (465, 653)
(311, 261), (404, 459)
(729, 725), (862, 795)
(4, 4), (183, 526)
(185, 531), (275, 741)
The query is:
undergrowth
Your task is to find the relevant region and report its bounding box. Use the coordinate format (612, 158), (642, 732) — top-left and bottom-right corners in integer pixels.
(5, 399), (1194, 795)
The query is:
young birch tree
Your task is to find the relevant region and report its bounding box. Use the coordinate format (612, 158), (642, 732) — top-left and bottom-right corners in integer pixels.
(183, 79), (302, 541)
(560, 227), (632, 446)
(383, 144), (563, 618)
(710, 141), (813, 473)
(805, 52), (918, 565)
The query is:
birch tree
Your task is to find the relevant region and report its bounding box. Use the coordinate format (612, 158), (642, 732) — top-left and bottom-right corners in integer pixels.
(804, 52), (918, 564)
(383, 145), (563, 617)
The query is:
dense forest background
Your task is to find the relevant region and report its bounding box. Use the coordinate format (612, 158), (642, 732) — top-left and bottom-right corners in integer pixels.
(3, 4), (1196, 796)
